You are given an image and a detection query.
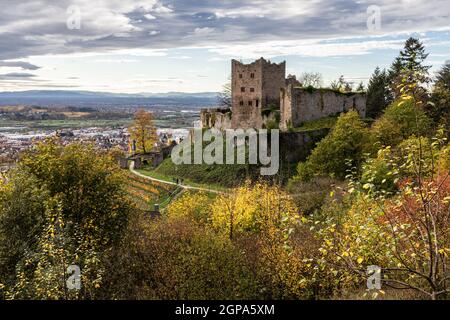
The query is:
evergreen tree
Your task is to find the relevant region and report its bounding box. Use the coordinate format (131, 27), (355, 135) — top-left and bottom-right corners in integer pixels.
(435, 61), (450, 87)
(429, 61), (450, 124)
(399, 38), (431, 77)
(387, 57), (402, 100)
(388, 37), (431, 100)
(366, 67), (390, 118)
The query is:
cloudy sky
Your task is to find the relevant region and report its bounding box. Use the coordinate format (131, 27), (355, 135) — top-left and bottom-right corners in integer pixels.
(0, 0), (449, 93)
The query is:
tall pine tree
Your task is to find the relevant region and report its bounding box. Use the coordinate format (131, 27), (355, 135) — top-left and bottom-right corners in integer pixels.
(388, 37), (431, 100)
(366, 66), (390, 118)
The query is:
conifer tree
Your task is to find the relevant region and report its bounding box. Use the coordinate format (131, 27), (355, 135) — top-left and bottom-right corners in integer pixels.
(388, 37), (431, 100)
(429, 61), (450, 124)
(366, 67), (390, 118)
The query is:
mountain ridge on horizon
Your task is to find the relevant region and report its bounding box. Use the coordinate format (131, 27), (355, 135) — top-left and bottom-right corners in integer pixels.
(0, 90), (219, 99)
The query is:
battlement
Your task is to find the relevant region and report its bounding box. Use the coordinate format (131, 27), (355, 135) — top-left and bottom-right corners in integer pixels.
(231, 57), (286, 69)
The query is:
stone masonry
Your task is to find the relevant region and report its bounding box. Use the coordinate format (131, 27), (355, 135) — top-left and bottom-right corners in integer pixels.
(230, 58), (286, 129)
(200, 58), (367, 131)
(280, 85), (367, 130)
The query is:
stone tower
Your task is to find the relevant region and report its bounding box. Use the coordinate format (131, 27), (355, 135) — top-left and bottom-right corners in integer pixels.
(231, 58), (286, 129)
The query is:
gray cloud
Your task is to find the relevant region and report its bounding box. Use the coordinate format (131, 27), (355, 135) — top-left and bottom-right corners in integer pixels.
(0, 61), (40, 70)
(0, 72), (36, 80)
(0, 0), (448, 61)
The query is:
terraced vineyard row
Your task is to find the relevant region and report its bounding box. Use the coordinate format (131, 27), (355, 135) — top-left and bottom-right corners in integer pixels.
(123, 170), (180, 211)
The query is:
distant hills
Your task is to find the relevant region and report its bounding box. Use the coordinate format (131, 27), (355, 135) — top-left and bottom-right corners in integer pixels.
(0, 90), (218, 99)
(0, 90), (220, 108)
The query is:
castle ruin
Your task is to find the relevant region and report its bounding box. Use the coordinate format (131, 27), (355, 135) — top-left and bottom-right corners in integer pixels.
(201, 58), (367, 131)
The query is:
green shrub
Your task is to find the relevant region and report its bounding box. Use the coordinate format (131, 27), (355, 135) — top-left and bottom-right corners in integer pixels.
(372, 98), (432, 147)
(295, 110), (373, 180)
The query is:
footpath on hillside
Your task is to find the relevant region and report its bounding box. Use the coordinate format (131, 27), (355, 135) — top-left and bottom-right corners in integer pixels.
(129, 161), (227, 195)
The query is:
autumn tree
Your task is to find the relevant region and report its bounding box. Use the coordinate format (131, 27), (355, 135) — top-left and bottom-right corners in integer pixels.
(0, 139), (131, 299)
(128, 109), (158, 154)
(210, 181), (311, 299)
(318, 130), (449, 300)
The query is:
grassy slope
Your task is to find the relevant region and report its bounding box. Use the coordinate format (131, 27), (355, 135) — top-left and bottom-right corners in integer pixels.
(139, 118), (346, 189)
(136, 168), (229, 192)
(139, 156), (299, 189)
(149, 158), (256, 188)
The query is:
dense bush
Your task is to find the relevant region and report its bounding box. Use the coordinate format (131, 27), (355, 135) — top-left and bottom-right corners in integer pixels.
(295, 110), (373, 181)
(372, 98), (431, 147)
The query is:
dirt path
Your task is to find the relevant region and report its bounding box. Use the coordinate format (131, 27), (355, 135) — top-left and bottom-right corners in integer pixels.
(129, 161), (226, 195)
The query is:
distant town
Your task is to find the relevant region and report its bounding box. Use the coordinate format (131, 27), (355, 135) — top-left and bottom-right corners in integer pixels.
(0, 102), (202, 172)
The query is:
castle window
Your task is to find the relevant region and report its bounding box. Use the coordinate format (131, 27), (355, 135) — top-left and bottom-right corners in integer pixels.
(250, 73), (255, 78)
(239, 101), (244, 106)
(250, 88), (255, 92)
(256, 99), (259, 107)
(241, 87), (245, 92)
(239, 74), (243, 79)
(248, 101), (253, 106)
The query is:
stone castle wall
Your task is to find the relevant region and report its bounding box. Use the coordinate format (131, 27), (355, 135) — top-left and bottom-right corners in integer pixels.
(201, 58), (367, 132)
(280, 86), (366, 130)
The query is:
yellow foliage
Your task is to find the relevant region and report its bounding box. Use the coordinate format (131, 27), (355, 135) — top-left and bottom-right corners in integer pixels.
(128, 109), (157, 154)
(166, 191), (213, 223)
(210, 181), (299, 238)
